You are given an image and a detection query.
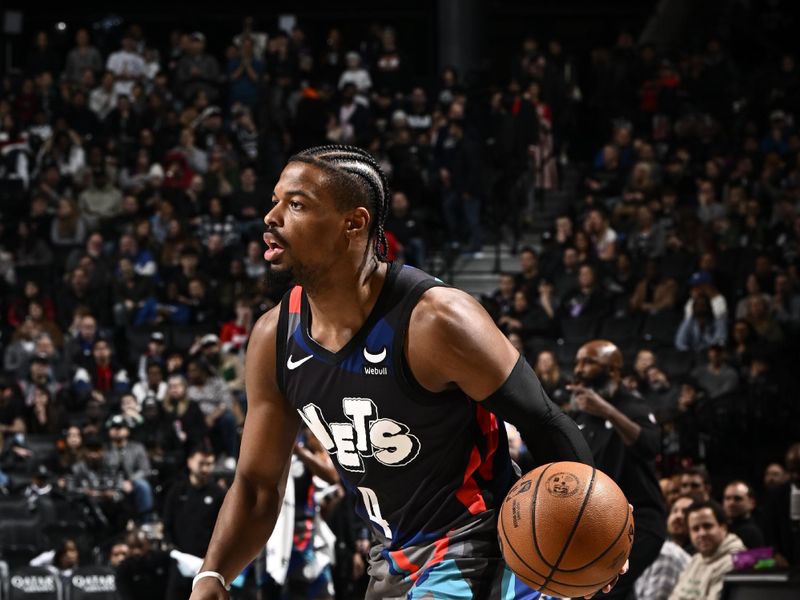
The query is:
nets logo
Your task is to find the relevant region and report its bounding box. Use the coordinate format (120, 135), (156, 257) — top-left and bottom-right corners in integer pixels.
(298, 398), (420, 472)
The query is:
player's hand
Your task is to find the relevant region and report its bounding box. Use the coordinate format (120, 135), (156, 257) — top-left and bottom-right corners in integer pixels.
(566, 384), (612, 419)
(582, 558), (628, 598)
(188, 576), (229, 600)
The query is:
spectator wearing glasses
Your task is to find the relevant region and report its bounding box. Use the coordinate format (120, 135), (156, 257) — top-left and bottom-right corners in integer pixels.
(722, 480), (765, 549)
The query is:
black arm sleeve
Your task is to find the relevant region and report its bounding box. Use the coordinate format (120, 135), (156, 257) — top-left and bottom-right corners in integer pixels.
(481, 356), (594, 467)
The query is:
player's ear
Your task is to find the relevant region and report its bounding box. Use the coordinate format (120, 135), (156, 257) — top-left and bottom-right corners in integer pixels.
(345, 207), (370, 237)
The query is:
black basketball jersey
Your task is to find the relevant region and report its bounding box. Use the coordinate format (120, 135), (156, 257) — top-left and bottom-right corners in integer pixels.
(276, 262), (514, 549)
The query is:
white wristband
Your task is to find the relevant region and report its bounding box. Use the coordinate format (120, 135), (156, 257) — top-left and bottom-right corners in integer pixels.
(192, 571), (230, 591)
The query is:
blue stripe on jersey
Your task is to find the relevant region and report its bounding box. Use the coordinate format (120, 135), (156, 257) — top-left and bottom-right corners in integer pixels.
(291, 326), (314, 356)
(409, 560), (474, 599)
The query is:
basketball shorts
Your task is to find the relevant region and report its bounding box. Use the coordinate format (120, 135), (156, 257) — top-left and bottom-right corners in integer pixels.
(365, 510), (555, 600)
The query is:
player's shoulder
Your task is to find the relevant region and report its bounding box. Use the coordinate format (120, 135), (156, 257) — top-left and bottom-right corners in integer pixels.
(247, 302), (283, 359)
(411, 285), (488, 333)
(408, 286), (501, 356)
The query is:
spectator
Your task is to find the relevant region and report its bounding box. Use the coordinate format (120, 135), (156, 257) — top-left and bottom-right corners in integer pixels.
(722, 480), (765, 549)
(513, 247), (541, 301)
(559, 264), (608, 320)
(72, 337), (130, 405)
(761, 442), (800, 566)
(0, 376), (25, 437)
(629, 259), (677, 313)
(24, 385), (66, 435)
(680, 466), (712, 501)
(56, 425), (84, 475)
(115, 528), (170, 600)
(570, 340), (666, 599)
(497, 288), (555, 340)
(742, 294), (784, 344)
(103, 414), (154, 523)
(49, 197), (88, 253)
(185, 357), (236, 462)
(175, 32), (221, 103)
(533, 350), (568, 408)
(88, 71), (118, 123)
(162, 445), (225, 598)
(106, 34), (146, 98)
(226, 36), (264, 110)
(675, 294), (727, 352)
(690, 345), (739, 400)
(763, 462), (789, 491)
(78, 167), (123, 223)
(384, 190), (426, 268)
(667, 495), (696, 554)
(132, 361), (167, 406)
(584, 207), (618, 262)
(337, 51), (372, 98)
(162, 374), (208, 448)
(669, 500), (745, 600)
(635, 522), (691, 600)
(436, 117), (483, 253)
(64, 28), (103, 84)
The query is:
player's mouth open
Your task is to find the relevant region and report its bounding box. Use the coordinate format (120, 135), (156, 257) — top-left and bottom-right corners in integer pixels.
(264, 240), (285, 261)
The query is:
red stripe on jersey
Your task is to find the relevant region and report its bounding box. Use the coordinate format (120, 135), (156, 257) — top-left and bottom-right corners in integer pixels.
(455, 446), (487, 515)
(476, 405), (499, 480)
(289, 286), (303, 314)
(390, 549), (421, 581)
(430, 535), (450, 567)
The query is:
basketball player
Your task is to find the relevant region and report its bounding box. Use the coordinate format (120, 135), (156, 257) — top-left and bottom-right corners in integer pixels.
(190, 145), (626, 599)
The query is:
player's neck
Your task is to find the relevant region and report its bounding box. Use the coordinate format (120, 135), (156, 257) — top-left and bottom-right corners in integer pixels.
(304, 258), (387, 353)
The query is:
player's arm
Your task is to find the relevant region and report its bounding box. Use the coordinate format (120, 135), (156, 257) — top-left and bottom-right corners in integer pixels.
(191, 306), (301, 599)
(407, 287), (593, 466)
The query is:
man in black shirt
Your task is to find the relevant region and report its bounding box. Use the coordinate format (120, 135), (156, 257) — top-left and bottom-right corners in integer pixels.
(722, 480), (765, 549)
(163, 444), (225, 598)
(569, 339), (667, 599)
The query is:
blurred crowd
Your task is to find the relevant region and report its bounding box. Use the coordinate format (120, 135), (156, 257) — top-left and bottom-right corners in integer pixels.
(0, 7), (798, 599)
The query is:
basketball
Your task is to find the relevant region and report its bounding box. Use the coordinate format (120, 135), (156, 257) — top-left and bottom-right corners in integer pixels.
(498, 461), (634, 598)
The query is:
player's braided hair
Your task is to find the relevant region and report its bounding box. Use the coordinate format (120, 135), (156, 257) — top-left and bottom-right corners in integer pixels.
(288, 144), (390, 261)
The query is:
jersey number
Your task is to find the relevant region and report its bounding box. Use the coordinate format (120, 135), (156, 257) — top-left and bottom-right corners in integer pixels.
(358, 486), (392, 539)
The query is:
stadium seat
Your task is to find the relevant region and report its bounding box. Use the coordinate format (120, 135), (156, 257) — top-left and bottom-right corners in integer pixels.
(556, 340), (581, 373)
(642, 311), (683, 346)
(0, 498), (34, 521)
(168, 324), (215, 352)
(599, 314), (643, 345)
(525, 336), (558, 363)
(6, 566), (62, 600)
(558, 315), (600, 344)
(0, 518), (47, 568)
(123, 326), (163, 366)
(23, 435), (59, 469)
(656, 348), (695, 380)
(66, 566), (118, 600)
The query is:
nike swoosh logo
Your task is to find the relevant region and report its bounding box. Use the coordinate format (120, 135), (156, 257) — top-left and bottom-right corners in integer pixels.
(363, 346), (387, 364)
(287, 354), (313, 370)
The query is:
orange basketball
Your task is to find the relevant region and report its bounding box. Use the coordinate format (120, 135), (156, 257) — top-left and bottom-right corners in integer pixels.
(498, 461), (634, 598)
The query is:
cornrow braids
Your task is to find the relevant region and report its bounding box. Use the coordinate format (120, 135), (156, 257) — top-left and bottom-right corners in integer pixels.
(288, 144), (390, 261)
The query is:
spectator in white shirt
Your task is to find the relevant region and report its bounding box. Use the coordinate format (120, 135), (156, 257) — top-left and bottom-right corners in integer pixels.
(106, 34), (146, 98)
